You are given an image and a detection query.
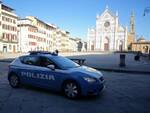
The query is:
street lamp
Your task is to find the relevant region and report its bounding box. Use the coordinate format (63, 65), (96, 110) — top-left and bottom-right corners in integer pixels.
(143, 7), (150, 16)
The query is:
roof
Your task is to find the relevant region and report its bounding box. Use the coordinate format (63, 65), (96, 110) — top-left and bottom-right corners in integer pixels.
(26, 16), (56, 29)
(1, 4), (14, 12)
(29, 51), (58, 56)
(99, 7), (116, 19)
(132, 41), (150, 44)
(138, 37), (145, 41)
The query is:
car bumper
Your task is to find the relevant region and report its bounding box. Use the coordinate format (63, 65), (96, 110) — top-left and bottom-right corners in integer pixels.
(81, 81), (104, 96)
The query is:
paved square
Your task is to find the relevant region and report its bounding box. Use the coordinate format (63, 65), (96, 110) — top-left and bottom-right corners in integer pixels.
(0, 62), (150, 113)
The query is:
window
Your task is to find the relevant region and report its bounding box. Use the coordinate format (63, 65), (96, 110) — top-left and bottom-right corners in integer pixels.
(9, 45), (11, 49)
(13, 20), (16, 24)
(2, 24), (5, 29)
(52, 56), (79, 69)
(2, 33), (5, 39)
(39, 57), (54, 67)
(39, 56), (59, 69)
(21, 56), (39, 66)
(2, 16), (4, 21)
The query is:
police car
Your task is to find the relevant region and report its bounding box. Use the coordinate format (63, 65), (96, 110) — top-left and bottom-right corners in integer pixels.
(8, 51), (104, 99)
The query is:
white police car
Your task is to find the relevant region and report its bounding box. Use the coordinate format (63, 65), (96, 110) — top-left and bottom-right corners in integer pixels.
(8, 51), (104, 99)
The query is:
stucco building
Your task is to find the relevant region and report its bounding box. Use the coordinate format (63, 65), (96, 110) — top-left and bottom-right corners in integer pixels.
(18, 16), (57, 52)
(68, 38), (78, 52)
(127, 12), (150, 54)
(0, 2), (18, 53)
(131, 37), (150, 53)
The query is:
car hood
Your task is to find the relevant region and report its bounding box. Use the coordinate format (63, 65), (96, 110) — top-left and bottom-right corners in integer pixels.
(68, 66), (103, 78)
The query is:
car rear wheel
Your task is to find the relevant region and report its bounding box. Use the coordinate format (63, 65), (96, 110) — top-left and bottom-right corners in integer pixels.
(9, 74), (20, 88)
(63, 81), (80, 99)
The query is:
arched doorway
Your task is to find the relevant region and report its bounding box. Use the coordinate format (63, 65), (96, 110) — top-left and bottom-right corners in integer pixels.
(119, 40), (123, 51)
(144, 46), (148, 53)
(104, 37), (109, 51)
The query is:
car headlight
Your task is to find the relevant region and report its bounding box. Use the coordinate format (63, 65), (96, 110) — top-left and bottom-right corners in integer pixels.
(83, 77), (96, 83)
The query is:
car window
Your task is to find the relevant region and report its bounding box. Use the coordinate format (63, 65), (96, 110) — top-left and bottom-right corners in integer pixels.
(21, 56), (39, 66)
(39, 56), (60, 69)
(39, 56), (53, 67)
(51, 56), (79, 70)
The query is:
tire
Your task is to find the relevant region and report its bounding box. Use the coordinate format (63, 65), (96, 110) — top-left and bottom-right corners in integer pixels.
(63, 81), (80, 99)
(9, 74), (20, 88)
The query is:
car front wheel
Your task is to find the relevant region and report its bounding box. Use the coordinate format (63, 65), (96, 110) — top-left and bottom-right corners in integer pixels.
(9, 74), (20, 88)
(63, 81), (80, 99)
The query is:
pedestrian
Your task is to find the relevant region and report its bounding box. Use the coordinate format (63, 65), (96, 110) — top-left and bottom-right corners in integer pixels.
(55, 49), (59, 55)
(134, 51), (141, 61)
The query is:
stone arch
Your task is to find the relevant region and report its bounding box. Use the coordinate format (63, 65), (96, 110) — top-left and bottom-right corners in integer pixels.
(144, 46), (149, 53)
(119, 40), (123, 51)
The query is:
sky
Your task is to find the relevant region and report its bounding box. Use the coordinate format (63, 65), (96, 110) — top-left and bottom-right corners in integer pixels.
(2, 0), (150, 41)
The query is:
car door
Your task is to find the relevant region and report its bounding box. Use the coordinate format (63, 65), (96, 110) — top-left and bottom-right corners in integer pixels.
(36, 56), (68, 91)
(19, 55), (41, 85)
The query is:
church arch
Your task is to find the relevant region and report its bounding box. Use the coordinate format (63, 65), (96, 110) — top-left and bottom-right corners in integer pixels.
(119, 40), (123, 51)
(104, 37), (109, 51)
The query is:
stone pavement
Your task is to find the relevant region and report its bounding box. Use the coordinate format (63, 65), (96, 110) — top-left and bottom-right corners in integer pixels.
(0, 52), (150, 74)
(0, 52), (107, 59)
(0, 69), (150, 113)
(67, 53), (150, 74)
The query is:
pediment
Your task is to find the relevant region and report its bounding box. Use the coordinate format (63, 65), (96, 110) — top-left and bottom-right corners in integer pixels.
(98, 9), (116, 21)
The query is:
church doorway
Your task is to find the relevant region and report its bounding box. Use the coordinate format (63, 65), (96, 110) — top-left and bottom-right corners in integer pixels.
(119, 41), (123, 51)
(104, 37), (109, 51)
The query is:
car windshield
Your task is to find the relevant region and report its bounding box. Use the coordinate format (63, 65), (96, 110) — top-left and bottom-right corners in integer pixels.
(51, 56), (80, 69)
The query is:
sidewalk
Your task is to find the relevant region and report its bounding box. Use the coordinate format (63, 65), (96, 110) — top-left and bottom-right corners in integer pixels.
(0, 52), (107, 62)
(0, 52), (150, 74)
(67, 53), (150, 74)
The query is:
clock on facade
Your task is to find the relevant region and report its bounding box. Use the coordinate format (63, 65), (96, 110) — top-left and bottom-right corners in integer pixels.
(104, 21), (110, 27)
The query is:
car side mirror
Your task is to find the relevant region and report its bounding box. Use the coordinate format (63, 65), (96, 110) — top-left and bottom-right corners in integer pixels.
(47, 65), (55, 70)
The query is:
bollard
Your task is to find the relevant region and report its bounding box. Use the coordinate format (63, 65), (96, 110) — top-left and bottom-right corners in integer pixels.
(119, 54), (126, 67)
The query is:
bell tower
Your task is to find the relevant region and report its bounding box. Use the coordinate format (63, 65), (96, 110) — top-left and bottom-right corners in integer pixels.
(127, 11), (136, 50)
(130, 11), (135, 34)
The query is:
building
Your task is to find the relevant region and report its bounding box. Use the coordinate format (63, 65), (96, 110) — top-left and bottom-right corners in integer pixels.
(53, 29), (70, 52)
(0, 2), (18, 53)
(18, 18), (37, 52)
(18, 16), (57, 52)
(127, 12), (136, 50)
(131, 36), (150, 53)
(87, 6), (128, 51)
(127, 12), (150, 54)
(87, 28), (95, 51)
(68, 38), (78, 52)
(0, 2), (79, 53)
(59, 30), (69, 52)
(18, 16), (71, 53)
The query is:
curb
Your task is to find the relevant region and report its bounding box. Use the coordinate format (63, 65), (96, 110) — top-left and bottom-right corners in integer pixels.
(0, 60), (150, 74)
(0, 60), (13, 63)
(94, 67), (150, 74)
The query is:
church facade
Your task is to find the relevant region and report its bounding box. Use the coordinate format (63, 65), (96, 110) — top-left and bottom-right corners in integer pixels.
(87, 7), (128, 51)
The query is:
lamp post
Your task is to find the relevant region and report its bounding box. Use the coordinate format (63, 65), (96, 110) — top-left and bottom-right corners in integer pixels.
(143, 7), (150, 16)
